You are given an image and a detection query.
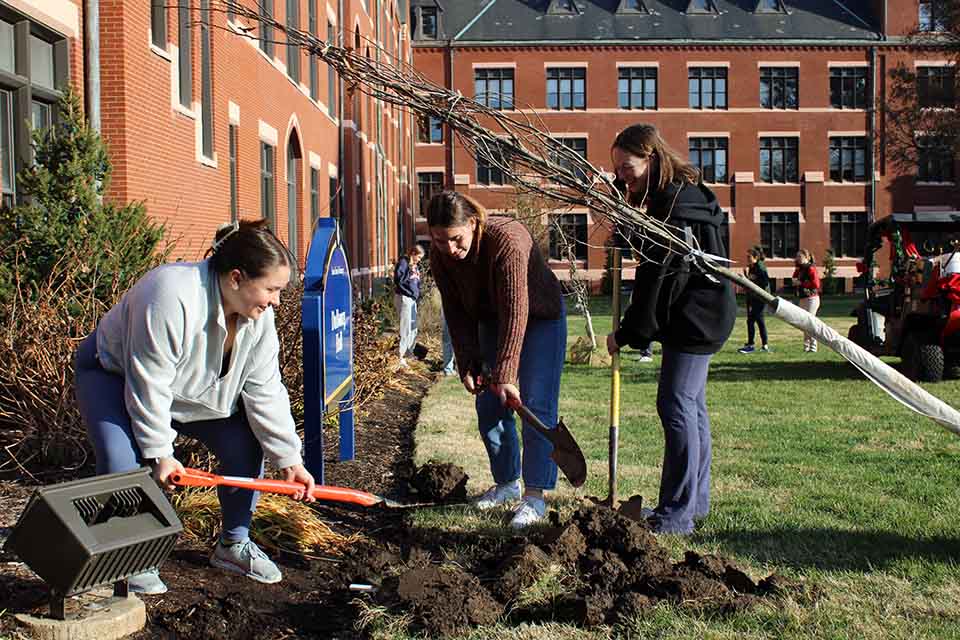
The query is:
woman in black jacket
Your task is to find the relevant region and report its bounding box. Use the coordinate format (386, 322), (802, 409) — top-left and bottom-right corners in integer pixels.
(606, 123), (736, 535)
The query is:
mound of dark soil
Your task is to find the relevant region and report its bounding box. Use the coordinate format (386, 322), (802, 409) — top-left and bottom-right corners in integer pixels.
(389, 565), (501, 636)
(409, 461), (468, 503)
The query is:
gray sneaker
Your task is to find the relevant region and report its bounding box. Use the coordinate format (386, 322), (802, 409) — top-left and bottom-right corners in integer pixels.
(209, 539), (282, 584)
(127, 568), (167, 594)
(474, 480), (522, 510)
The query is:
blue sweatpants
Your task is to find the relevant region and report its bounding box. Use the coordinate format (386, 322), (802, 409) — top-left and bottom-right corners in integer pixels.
(654, 346), (714, 534)
(476, 303), (567, 491)
(74, 330), (263, 543)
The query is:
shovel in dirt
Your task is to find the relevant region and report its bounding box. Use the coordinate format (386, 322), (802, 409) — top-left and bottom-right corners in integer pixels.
(169, 468), (435, 510)
(508, 401), (587, 488)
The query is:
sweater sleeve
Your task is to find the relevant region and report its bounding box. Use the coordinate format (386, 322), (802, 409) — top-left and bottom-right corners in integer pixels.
(240, 311), (303, 469)
(123, 286), (185, 460)
(431, 254), (481, 376)
(490, 239), (531, 385)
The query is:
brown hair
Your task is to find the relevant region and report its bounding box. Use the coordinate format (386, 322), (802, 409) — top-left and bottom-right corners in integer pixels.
(204, 218), (294, 278)
(611, 124), (700, 202)
(406, 245), (425, 258)
(426, 190), (489, 229)
(748, 246), (766, 261)
(796, 248), (815, 265)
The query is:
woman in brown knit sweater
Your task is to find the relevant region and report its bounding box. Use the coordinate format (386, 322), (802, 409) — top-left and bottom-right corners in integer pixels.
(426, 191), (566, 529)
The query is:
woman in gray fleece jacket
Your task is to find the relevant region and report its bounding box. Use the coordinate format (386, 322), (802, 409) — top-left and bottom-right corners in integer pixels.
(74, 219), (314, 594)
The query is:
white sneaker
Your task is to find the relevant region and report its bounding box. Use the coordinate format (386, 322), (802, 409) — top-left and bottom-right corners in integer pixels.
(638, 355), (653, 363)
(473, 480), (521, 510)
(509, 496), (546, 529)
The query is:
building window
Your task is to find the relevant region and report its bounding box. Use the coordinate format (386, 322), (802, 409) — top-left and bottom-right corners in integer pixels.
(919, 2), (947, 31)
(760, 67), (798, 109)
(418, 172), (443, 215)
(475, 68), (514, 110)
(917, 136), (955, 182)
(830, 212), (867, 258)
(918, 66), (955, 109)
(229, 124), (238, 221)
(760, 212), (799, 259)
(830, 67), (867, 109)
(31, 101), (51, 131)
(546, 67), (585, 110)
(151, 0), (167, 48)
(417, 115), (443, 143)
(0, 14), (67, 207)
(689, 137), (728, 184)
(261, 142), (276, 227)
(688, 67), (727, 109)
(618, 67), (657, 109)
(178, 0), (192, 108)
(0, 89), (13, 208)
(308, 0), (318, 100)
(829, 136), (867, 182)
(310, 166), (320, 225)
(549, 213), (588, 260)
(553, 137), (587, 181)
(759, 137), (799, 183)
(329, 175), (339, 220)
(327, 22), (337, 116)
(260, 1), (274, 56)
(420, 7), (438, 39)
(200, 0), (213, 158)
(286, 0), (300, 83)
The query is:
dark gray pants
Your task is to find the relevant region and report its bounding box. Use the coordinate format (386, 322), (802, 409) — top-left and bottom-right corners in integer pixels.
(654, 347), (713, 534)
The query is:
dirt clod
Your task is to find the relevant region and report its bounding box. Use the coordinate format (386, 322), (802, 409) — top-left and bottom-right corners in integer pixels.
(493, 543), (550, 602)
(409, 461), (468, 502)
(391, 565), (502, 636)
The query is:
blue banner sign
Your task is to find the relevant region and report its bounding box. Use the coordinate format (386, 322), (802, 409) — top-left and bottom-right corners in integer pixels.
(302, 218), (355, 483)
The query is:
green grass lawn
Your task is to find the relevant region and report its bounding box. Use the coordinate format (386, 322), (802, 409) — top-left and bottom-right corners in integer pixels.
(408, 294), (960, 639)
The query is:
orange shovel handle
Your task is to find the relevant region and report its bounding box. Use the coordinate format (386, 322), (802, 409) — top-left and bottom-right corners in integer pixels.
(170, 468), (384, 507)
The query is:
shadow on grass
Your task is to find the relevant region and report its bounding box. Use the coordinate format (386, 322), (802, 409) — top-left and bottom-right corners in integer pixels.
(701, 525), (960, 572)
(707, 360), (866, 382)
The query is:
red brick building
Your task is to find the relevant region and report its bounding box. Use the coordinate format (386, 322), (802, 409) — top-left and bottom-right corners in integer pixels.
(1, 0), (416, 295)
(411, 0), (960, 291)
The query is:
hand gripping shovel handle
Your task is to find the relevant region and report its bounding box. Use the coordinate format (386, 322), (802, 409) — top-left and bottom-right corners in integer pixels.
(170, 468), (394, 508)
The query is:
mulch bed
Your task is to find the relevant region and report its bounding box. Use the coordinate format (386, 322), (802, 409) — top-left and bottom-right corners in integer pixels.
(0, 367), (433, 640)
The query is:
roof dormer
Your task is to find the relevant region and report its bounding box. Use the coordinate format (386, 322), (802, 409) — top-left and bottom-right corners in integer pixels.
(616, 0), (650, 14)
(685, 0), (719, 14)
(547, 0), (582, 16)
(754, 0), (789, 14)
(410, 0), (442, 40)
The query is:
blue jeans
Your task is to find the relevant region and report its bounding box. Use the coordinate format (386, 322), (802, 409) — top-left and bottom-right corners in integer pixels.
(476, 304), (566, 491)
(74, 331), (264, 543)
(654, 346), (713, 534)
(441, 312), (456, 375)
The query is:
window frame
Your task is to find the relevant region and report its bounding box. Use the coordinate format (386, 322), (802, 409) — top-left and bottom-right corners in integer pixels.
(553, 136), (587, 181)
(549, 213), (588, 261)
(261, 142), (276, 227)
(759, 66), (799, 109)
(689, 136), (728, 184)
(178, 0), (192, 108)
(151, 0), (167, 48)
(546, 67), (586, 110)
(417, 114), (443, 144)
(688, 66), (727, 110)
(417, 171), (443, 214)
(229, 124), (239, 221)
(474, 67), (514, 111)
(618, 66), (657, 110)
(200, 0), (213, 158)
(917, 66), (955, 109)
(828, 136), (867, 183)
(829, 66), (868, 110)
(759, 211), (800, 259)
(917, 136), (955, 183)
(286, 0), (300, 83)
(260, 1), (274, 57)
(830, 211), (867, 258)
(759, 136), (800, 183)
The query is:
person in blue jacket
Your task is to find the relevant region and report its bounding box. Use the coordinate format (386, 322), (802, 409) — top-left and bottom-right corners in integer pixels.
(606, 124), (736, 535)
(394, 245), (425, 368)
(74, 219), (315, 594)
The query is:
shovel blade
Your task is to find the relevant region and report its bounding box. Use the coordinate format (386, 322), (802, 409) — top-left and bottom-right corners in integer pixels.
(548, 418), (587, 488)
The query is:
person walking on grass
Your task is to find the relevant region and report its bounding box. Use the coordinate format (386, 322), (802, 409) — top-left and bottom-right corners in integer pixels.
(426, 190), (566, 529)
(738, 246), (771, 354)
(794, 248), (822, 352)
(605, 123), (736, 536)
(74, 219), (315, 594)
(394, 245), (425, 369)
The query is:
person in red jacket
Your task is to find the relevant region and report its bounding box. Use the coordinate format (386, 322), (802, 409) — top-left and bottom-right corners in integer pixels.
(793, 248), (822, 352)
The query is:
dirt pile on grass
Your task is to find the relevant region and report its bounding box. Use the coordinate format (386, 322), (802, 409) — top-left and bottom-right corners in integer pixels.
(354, 505), (795, 637)
(408, 461), (468, 503)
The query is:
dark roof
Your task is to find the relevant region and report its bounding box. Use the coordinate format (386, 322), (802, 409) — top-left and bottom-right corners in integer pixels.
(420, 0), (880, 43)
